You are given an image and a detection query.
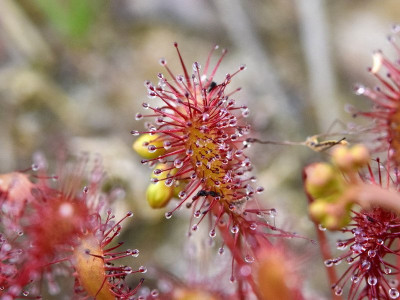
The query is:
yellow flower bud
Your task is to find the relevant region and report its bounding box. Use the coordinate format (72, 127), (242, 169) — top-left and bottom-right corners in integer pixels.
(146, 181), (173, 209)
(308, 199), (328, 222)
(145, 163), (179, 209)
(132, 134), (166, 159)
(332, 146), (353, 171)
(332, 144), (370, 171)
(350, 144), (370, 168)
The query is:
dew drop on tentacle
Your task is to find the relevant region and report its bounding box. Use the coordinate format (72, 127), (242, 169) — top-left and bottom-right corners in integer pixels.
(231, 225), (239, 234)
(127, 249), (140, 257)
(174, 159), (183, 168)
(209, 229), (216, 238)
(345, 257), (354, 265)
(354, 84), (366, 95)
(192, 62), (201, 71)
(153, 169), (162, 175)
(163, 141), (172, 150)
(249, 223), (257, 230)
(324, 259), (333, 267)
(333, 286), (343, 296)
(151, 289), (159, 297)
(361, 260), (371, 271)
(367, 275), (378, 286)
(148, 92), (157, 99)
(156, 117), (164, 125)
(351, 275), (359, 283)
(384, 266), (392, 274)
(389, 288), (400, 299)
(148, 145), (157, 153)
(244, 254), (254, 263)
(165, 178), (174, 187)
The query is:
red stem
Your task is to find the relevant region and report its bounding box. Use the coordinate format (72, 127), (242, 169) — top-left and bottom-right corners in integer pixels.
(303, 169), (343, 300)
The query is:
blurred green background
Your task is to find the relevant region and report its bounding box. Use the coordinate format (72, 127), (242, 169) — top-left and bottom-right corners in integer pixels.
(1, 0), (400, 298)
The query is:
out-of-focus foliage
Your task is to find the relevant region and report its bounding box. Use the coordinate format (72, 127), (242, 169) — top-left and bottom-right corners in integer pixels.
(34, 0), (102, 42)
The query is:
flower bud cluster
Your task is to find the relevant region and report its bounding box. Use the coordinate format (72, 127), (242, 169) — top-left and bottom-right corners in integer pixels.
(305, 144), (370, 230)
(305, 144), (400, 298)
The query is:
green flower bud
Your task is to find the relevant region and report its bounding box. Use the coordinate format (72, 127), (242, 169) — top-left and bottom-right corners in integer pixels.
(305, 163), (343, 199)
(309, 199), (353, 230)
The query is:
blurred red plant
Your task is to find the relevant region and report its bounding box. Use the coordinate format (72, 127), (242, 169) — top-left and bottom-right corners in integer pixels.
(352, 25), (400, 168)
(305, 149), (400, 299)
(0, 155), (144, 299)
(302, 27), (400, 299)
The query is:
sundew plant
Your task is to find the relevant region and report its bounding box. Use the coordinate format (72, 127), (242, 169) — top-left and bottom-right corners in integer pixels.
(3, 1), (400, 299)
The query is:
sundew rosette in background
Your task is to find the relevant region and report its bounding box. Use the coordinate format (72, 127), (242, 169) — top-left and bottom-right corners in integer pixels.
(0, 155), (145, 299)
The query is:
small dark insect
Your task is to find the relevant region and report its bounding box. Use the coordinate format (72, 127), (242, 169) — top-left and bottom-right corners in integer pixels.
(195, 189), (220, 198)
(208, 81), (217, 92)
(208, 191), (220, 197)
(197, 190), (208, 197)
(366, 215), (376, 223)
